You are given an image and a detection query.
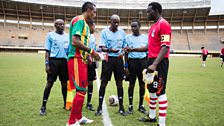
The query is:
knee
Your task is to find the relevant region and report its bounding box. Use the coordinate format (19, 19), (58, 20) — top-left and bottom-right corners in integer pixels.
(129, 84), (135, 90)
(100, 80), (108, 88)
(46, 82), (53, 89)
(116, 80), (123, 88)
(139, 83), (145, 90)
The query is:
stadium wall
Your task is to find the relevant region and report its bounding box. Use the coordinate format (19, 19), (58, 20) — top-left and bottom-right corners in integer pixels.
(0, 0), (223, 56)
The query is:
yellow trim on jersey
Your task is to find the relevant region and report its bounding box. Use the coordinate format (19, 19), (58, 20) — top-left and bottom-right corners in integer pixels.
(161, 34), (170, 42)
(80, 21), (88, 62)
(74, 58), (79, 87)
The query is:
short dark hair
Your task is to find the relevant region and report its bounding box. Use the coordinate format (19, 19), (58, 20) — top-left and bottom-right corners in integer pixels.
(82, 2), (96, 13)
(131, 19), (141, 27)
(148, 2), (162, 14)
(201, 47), (204, 49)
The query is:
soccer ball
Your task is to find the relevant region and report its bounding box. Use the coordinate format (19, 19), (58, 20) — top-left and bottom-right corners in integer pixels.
(108, 95), (119, 106)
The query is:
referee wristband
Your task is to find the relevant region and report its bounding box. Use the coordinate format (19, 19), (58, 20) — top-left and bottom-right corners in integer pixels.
(88, 49), (94, 54)
(45, 60), (49, 65)
(124, 63), (128, 68)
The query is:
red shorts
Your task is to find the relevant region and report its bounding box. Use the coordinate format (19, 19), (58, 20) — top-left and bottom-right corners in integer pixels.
(67, 58), (88, 91)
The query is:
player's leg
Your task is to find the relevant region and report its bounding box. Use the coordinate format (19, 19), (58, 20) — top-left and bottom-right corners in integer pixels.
(67, 58), (93, 125)
(137, 59), (147, 114)
(86, 63), (96, 111)
(139, 92), (157, 122)
(202, 55), (207, 67)
(221, 56), (224, 67)
(156, 58), (169, 126)
(139, 58), (157, 122)
(114, 58), (127, 116)
(137, 77), (147, 114)
(127, 80), (136, 114)
(222, 58), (224, 67)
(40, 59), (57, 116)
(86, 81), (94, 111)
(127, 59), (137, 114)
(59, 59), (68, 109)
(95, 80), (108, 116)
(60, 81), (67, 109)
(95, 60), (112, 116)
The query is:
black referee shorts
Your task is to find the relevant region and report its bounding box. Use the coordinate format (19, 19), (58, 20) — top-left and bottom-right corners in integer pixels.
(128, 58), (147, 85)
(100, 56), (124, 81)
(47, 58), (68, 83)
(147, 58), (169, 96)
(88, 62), (97, 81)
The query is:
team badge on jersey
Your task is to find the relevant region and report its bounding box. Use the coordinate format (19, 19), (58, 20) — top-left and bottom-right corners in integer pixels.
(151, 30), (155, 37)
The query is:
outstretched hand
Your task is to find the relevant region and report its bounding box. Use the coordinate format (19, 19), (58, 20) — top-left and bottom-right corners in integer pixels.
(124, 47), (132, 52)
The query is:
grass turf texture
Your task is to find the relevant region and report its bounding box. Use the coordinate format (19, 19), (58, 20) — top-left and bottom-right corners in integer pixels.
(0, 53), (223, 126)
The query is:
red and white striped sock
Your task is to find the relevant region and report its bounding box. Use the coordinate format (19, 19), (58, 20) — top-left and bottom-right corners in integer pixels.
(149, 93), (157, 119)
(158, 94), (168, 126)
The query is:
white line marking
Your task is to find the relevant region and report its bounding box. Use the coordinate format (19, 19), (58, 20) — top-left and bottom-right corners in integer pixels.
(95, 69), (113, 126)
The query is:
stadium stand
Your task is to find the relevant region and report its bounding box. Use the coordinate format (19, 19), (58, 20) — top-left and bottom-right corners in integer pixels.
(0, 0), (223, 55)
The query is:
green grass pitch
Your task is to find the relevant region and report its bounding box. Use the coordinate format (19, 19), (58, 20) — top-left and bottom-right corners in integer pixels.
(0, 53), (223, 126)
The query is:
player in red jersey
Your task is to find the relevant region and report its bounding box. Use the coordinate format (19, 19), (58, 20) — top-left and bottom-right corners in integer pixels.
(201, 47), (208, 67)
(124, 2), (171, 126)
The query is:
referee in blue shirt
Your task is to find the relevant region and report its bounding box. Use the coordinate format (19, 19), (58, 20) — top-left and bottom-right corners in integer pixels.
(124, 19), (148, 115)
(95, 14), (127, 116)
(40, 19), (69, 116)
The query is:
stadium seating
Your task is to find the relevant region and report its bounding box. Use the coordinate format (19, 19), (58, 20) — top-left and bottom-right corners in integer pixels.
(0, 0), (223, 54)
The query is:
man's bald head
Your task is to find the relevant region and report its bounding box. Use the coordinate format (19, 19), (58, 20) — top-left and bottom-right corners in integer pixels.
(55, 19), (64, 25)
(110, 14), (120, 21)
(54, 19), (65, 34)
(109, 14), (120, 32)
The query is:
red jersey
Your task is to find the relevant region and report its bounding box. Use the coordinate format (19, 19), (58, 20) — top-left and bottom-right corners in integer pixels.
(202, 49), (208, 55)
(148, 18), (171, 58)
(221, 48), (224, 55)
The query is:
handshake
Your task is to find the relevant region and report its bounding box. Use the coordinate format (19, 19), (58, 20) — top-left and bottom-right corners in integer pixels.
(98, 52), (108, 61)
(142, 69), (158, 84)
(88, 52), (108, 64)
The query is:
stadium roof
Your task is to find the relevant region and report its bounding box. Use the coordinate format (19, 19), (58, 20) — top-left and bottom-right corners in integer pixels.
(1, 0), (224, 33)
(11, 0), (211, 9)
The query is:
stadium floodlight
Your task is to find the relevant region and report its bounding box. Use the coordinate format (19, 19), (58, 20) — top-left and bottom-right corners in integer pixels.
(183, 10), (187, 14)
(40, 5), (43, 10)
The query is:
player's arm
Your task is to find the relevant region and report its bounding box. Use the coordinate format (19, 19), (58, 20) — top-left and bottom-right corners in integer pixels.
(44, 33), (52, 74)
(45, 50), (51, 74)
(72, 35), (100, 60)
(45, 50), (50, 64)
(100, 46), (119, 53)
(124, 51), (130, 75)
(124, 46), (148, 52)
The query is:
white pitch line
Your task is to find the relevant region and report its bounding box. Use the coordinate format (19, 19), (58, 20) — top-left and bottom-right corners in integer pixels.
(95, 69), (113, 126)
